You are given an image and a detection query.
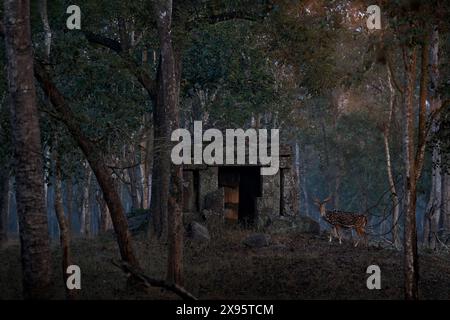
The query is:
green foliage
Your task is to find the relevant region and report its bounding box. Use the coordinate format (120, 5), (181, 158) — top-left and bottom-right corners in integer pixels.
(182, 21), (278, 127)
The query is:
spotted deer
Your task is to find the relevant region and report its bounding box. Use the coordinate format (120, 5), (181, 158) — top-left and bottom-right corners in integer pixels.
(313, 197), (368, 247)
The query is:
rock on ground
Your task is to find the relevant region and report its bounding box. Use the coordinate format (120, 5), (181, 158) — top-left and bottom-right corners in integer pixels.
(243, 233), (271, 248)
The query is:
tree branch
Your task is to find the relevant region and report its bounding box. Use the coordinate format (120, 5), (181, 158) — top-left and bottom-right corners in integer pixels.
(111, 260), (197, 301)
(184, 2), (273, 31)
(83, 30), (157, 102)
(83, 31), (122, 54)
(386, 53), (404, 95)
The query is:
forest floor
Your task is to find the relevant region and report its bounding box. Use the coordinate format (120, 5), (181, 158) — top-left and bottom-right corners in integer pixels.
(1, 223), (450, 300)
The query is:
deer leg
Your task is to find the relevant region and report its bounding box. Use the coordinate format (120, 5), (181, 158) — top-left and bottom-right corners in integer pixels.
(336, 226), (342, 245)
(354, 227), (364, 247)
(329, 227), (334, 242)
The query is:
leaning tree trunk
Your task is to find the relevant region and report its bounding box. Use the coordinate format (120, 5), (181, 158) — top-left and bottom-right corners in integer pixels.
(34, 62), (140, 269)
(53, 147), (75, 299)
(3, 0), (52, 299)
(385, 63), (401, 249)
(153, 0), (184, 285)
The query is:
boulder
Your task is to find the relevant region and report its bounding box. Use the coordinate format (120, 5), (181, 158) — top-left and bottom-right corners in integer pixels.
(243, 233), (271, 248)
(293, 216), (321, 234)
(267, 215), (320, 235)
(186, 221), (210, 242)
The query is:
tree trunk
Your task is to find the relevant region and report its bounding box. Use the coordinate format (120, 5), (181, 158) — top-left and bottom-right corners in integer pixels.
(443, 173), (450, 231)
(153, 0), (184, 285)
(34, 62), (140, 269)
(0, 166), (10, 247)
(80, 162), (92, 236)
(127, 145), (141, 210)
(385, 63), (401, 249)
(3, 0), (52, 299)
(38, 0), (51, 60)
(402, 46), (419, 300)
(66, 177), (73, 233)
(140, 119), (153, 210)
(53, 147), (75, 299)
(96, 189), (111, 233)
(426, 25), (442, 249)
(150, 58), (170, 239)
(403, 32), (429, 299)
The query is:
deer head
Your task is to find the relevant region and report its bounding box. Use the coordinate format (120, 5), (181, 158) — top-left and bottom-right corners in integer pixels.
(313, 195), (332, 217)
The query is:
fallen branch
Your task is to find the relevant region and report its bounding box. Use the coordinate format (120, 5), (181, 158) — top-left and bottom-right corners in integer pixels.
(111, 260), (197, 301)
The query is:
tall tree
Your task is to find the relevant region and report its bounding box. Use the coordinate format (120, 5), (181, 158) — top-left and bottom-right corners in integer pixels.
(3, 0), (52, 298)
(384, 62), (401, 249)
(402, 25), (430, 299)
(424, 25), (442, 249)
(153, 0), (184, 285)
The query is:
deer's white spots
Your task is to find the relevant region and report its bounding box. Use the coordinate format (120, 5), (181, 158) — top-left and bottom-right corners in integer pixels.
(66, 5), (81, 30)
(66, 265), (81, 290)
(366, 265), (381, 290)
(366, 5), (381, 30)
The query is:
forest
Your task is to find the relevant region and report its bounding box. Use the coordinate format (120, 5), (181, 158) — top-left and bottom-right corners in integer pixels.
(0, 0), (450, 301)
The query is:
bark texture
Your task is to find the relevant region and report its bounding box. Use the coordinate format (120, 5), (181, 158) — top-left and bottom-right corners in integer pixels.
(153, 0), (184, 285)
(3, 0), (52, 299)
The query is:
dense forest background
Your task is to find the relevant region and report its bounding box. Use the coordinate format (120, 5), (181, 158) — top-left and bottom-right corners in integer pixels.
(0, 0), (450, 300)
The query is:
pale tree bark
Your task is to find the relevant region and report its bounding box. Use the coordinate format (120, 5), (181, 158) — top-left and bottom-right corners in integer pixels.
(38, 0), (52, 211)
(385, 64), (401, 249)
(153, 0), (184, 285)
(140, 119), (153, 210)
(52, 146), (75, 299)
(425, 26), (442, 249)
(139, 52), (152, 210)
(3, 0), (52, 299)
(38, 0), (51, 60)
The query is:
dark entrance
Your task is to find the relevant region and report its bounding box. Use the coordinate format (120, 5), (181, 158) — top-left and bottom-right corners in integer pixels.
(218, 166), (261, 226)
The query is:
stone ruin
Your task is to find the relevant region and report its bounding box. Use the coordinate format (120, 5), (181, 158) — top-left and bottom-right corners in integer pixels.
(182, 144), (300, 228)
(128, 144), (320, 236)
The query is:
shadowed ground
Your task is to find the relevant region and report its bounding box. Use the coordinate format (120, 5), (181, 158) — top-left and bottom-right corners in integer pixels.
(1, 225), (449, 300)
